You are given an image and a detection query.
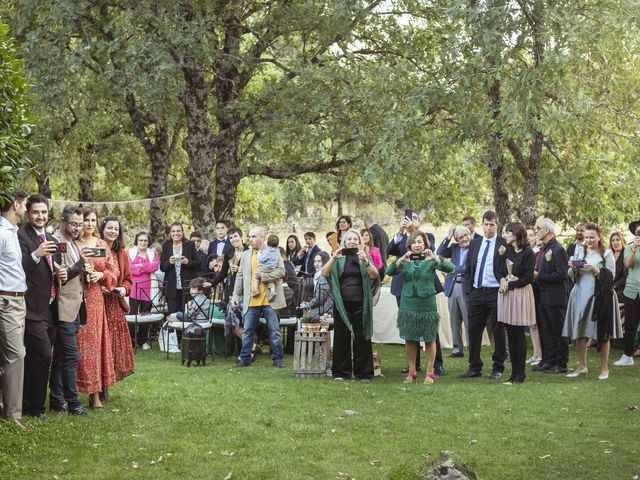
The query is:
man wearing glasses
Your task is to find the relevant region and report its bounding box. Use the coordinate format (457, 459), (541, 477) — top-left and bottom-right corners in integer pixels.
(49, 205), (90, 416)
(532, 218), (569, 373)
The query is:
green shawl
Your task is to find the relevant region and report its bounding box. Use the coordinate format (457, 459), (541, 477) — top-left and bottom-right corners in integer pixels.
(329, 255), (380, 340)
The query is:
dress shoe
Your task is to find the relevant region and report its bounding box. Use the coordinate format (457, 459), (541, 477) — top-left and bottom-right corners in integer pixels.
(489, 371), (503, 380)
(449, 351), (463, 358)
(543, 366), (568, 374)
(50, 403), (68, 413)
(272, 359), (285, 368)
(25, 412), (47, 421)
(531, 363), (551, 372)
(503, 376), (524, 384)
(459, 370), (481, 378)
(566, 367), (588, 378)
(10, 418), (32, 432)
(235, 360), (251, 368)
(69, 406), (88, 416)
(434, 366), (447, 377)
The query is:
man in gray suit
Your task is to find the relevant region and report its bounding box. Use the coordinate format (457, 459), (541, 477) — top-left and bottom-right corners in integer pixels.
(49, 205), (89, 416)
(232, 226), (287, 368)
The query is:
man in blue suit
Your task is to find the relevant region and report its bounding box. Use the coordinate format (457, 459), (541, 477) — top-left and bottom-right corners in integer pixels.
(294, 232), (320, 277)
(387, 215), (446, 375)
(207, 221), (234, 260)
(436, 225), (472, 357)
(459, 210), (508, 379)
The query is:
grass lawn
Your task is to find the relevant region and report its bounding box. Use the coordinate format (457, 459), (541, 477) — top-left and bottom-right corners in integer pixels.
(1, 343), (639, 479)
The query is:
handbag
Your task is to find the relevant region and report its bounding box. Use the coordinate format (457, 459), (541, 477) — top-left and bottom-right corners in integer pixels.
(117, 294), (131, 314)
(79, 300), (87, 325)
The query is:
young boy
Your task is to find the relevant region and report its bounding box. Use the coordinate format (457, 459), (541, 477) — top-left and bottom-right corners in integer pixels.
(253, 234), (280, 301)
(172, 277), (211, 323)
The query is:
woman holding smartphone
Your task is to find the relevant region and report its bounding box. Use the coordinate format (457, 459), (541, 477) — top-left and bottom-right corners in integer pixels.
(160, 221), (198, 314)
(75, 207), (117, 408)
(322, 229), (379, 380)
(100, 216), (135, 393)
(563, 223), (622, 380)
(386, 231), (454, 384)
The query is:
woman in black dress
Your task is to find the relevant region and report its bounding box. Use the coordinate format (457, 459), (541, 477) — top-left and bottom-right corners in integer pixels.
(160, 222), (198, 313)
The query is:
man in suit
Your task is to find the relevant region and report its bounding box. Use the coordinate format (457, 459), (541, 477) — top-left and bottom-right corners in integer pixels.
(566, 223), (586, 259)
(207, 221), (234, 260)
(532, 218), (569, 373)
(0, 190), (29, 430)
(294, 232), (320, 277)
(49, 205), (89, 416)
(387, 214), (446, 375)
(460, 210), (508, 379)
(189, 231), (210, 276)
(462, 216), (481, 241)
(436, 225), (472, 357)
(232, 226), (287, 368)
(18, 195), (59, 419)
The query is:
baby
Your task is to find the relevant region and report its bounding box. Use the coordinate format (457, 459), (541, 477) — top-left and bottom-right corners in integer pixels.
(252, 234), (279, 301)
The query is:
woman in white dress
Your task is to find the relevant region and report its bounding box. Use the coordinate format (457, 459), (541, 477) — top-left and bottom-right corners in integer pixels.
(563, 223), (623, 380)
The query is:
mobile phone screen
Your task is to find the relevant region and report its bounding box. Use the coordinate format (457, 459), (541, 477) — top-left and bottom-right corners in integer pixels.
(341, 248), (359, 256)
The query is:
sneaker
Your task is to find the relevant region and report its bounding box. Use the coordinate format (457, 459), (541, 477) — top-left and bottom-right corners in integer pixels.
(613, 354), (634, 367)
(141, 342), (151, 350)
(272, 359), (285, 368)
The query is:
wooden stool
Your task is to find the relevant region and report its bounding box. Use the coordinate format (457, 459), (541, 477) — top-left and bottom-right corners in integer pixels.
(293, 331), (330, 378)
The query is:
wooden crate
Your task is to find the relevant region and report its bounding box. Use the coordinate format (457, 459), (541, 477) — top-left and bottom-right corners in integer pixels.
(293, 331), (330, 378)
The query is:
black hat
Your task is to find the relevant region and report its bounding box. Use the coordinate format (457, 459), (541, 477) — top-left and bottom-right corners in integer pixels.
(629, 220), (640, 235)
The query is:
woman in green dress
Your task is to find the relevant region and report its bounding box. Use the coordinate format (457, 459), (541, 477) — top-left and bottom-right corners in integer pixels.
(386, 231), (454, 384)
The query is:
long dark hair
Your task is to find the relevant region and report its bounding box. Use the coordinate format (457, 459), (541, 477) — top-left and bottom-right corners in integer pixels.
(100, 216), (125, 251)
(82, 207), (101, 238)
(336, 215), (352, 243)
(505, 222), (529, 251)
(285, 235), (301, 257)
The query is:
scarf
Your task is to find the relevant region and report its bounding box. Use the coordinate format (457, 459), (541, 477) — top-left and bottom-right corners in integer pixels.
(328, 255), (380, 340)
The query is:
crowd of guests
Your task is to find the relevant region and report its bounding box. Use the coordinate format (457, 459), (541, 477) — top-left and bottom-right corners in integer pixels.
(2, 189), (640, 430)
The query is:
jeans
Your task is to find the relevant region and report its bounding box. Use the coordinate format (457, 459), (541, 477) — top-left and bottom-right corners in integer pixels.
(49, 319), (82, 410)
(239, 305), (283, 364)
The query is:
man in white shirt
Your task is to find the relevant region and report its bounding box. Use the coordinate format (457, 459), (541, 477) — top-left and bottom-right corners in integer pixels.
(459, 210), (508, 380)
(0, 190), (29, 430)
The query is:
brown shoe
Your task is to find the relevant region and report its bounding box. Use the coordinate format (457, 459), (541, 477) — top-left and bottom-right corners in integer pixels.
(11, 418), (32, 432)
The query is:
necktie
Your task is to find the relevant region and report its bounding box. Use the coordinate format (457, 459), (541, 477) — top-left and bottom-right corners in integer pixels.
(477, 240), (491, 288)
(39, 234), (56, 299)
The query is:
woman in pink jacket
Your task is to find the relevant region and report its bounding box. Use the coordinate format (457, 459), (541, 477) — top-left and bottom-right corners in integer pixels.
(127, 231), (160, 349)
(361, 228), (383, 270)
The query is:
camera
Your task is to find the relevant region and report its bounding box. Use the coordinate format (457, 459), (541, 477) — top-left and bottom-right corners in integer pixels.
(341, 248), (359, 256)
(410, 253), (426, 261)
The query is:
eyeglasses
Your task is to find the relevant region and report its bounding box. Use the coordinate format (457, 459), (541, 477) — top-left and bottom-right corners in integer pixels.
(65, 222), (84, 228)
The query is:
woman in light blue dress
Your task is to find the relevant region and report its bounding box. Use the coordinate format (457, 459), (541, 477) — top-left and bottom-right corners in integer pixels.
(563, 223), (622, 380)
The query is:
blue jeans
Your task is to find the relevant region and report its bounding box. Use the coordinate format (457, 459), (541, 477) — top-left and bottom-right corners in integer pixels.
(240, 305), (282, 364)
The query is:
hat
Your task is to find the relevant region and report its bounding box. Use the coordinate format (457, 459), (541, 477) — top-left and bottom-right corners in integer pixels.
(629, 220), (640, 235)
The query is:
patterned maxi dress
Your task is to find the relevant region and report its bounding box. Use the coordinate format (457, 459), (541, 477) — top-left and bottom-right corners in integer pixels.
(76, 238), (117, 394)
(103, 248), (135, 380)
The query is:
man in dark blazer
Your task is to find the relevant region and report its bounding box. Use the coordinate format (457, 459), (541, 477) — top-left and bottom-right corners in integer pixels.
(18, 195), (59, 419)
(462, 215), (481, 241)
(387, 215), (446, 375)
(566, 223), (585, 259)
(294, 232), (321, 277)
(207, 221), (234, 260)
(532, 218), (569, 373)
(460, 210), (508, 379)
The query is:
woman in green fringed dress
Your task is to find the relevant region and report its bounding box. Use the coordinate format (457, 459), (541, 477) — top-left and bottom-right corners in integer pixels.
(386, 231), (454, 384)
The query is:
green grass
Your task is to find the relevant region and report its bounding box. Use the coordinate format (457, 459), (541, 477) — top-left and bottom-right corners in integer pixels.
(1, 344), (639, 479)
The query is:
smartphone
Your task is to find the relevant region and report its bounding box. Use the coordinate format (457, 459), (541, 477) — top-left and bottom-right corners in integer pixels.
(404, 209), (419, 223)
(410, 253), (426, 261)
(90, 247), (107, 257)
(572, 259), (585, 268)
(53, 242), (68, 253)
(341, 248), (359, 256)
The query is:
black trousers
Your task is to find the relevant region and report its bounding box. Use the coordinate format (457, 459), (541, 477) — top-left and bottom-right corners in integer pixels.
(394, 295), (444, 369)
(623, 294), (640, 356)
(22, 316), (53, 416)
(49, 319), (82, 410)
(333, 301), (373, 379)
(468, 287), (506, 373)
(167, 296), (185, 315)
(504, 324), (526, 381)
(537, 302), (568, 368)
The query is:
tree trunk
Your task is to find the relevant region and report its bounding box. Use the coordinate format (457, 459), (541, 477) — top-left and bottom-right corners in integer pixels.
(78, 150), (95, 202)
(181, 65), (216, 237)
(148, 140), (171, 243)
(486, 139), (511, 225)
(35, 155), (52, 199)
(213, 137), (241, 224)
